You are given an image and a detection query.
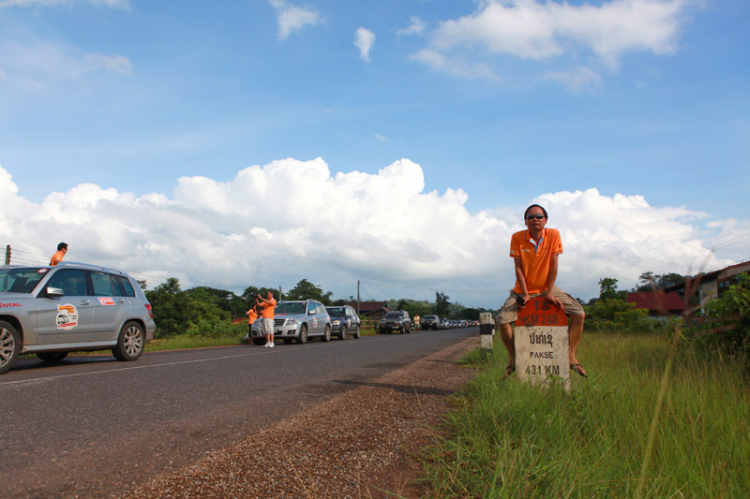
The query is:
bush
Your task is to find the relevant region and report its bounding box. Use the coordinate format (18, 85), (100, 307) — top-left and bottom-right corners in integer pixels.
(584, 297), (656, 333)
(688, 274), (750, 356)
(184, 319), (246, 339)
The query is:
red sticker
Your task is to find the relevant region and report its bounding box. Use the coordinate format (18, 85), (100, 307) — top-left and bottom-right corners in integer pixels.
(98, 297), (115, 306)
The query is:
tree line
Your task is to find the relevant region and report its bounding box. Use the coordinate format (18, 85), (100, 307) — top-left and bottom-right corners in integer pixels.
(143, 278), (486, 337)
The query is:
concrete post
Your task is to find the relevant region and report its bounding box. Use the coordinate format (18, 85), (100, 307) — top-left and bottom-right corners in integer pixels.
(514, 297), (570, 392)
(479, 312), (494, 350)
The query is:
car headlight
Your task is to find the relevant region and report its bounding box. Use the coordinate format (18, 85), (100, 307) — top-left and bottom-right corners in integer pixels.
(332, 320), (341, 325)
(286, 319), (299, 325)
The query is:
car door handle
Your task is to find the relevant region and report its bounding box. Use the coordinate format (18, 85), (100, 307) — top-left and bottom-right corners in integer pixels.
(80, 300), (91, 306)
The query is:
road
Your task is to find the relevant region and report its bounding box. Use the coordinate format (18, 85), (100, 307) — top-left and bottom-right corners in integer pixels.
(1, 328), (476, 498)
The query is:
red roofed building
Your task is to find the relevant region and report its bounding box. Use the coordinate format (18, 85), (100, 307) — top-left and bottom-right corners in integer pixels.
(626, 291), (685, 317)
(344, 301), (390, 320)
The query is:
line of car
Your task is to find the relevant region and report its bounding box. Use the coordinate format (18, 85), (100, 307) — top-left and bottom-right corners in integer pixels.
(0, 261), (477, 375)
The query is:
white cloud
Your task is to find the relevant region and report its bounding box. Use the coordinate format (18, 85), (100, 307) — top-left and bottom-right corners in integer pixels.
(84, 53), (133, 76)
(268, 0), (321, 40)
(412, 49), (500, 81)
(397, 16), (427, 37)
(418, 0), (689, 83)
(0, 160), (742, 307)
(545, 65), (603, 93)
(354, 27), (376, 62)
(0, 40), (133, 88)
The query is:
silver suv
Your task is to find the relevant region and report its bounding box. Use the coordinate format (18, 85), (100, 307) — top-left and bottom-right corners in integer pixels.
(0, 262), (156, 375)
(249, 299), (331, 345)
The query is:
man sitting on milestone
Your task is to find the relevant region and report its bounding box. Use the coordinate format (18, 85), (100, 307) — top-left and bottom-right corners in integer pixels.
(495, 204), (587, 378)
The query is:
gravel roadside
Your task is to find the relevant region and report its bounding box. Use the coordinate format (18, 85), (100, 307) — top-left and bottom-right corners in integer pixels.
(122, 335), (478, 498)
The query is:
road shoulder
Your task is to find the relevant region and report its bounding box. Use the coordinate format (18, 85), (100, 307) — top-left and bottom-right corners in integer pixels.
(126, 335), (478, 497)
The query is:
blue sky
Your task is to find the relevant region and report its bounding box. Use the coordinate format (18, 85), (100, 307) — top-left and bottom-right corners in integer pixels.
(0, 0), (748, 307)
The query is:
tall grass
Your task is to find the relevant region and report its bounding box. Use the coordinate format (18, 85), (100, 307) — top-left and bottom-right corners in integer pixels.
(424, 331), (750, 497)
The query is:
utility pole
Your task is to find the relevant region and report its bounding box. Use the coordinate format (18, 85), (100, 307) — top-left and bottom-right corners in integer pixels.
(4, 245), (10, 265)
(357, 280), (360, 315)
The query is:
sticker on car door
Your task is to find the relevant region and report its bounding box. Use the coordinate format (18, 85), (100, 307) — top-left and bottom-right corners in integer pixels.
(56, 304), (79, 329)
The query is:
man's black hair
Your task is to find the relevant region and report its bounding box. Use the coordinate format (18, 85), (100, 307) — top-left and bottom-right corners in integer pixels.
(524, 204), (548, 220)
(57, 242), (68, 251)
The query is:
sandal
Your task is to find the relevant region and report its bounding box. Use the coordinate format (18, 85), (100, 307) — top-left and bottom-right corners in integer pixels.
(570, 363), (588, 378)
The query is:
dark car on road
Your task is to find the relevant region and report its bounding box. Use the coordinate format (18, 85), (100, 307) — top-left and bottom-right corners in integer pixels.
(422, 314), (440, 330)
(325, 305), (361, 340)
(377, 310), (411, 334)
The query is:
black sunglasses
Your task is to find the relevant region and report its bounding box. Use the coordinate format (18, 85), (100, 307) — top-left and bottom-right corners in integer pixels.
(526, 214), (545, 220)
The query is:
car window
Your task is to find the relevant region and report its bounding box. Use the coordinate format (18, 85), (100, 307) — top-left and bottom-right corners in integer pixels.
(276, 302), (305, 315)
(115, 276), (136, 297)
(46, 269), (88, 296)
(307, 302), (316, 314)
(0, 268), (47, 293)
(327, 307), (345, 317)
(91, 272), (116, 296)
(315, 303), (327, 315)
(384, 312), (401, 319)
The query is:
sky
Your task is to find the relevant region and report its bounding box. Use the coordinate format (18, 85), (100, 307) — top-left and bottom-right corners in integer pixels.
(0, 0), (748, 309)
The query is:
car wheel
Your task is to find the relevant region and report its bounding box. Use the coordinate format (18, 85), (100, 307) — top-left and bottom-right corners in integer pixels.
(37, 352), (69, 363)
(353, 325), (361, 339)
(0, 320), (21, 375)
(322, 324), (331, 342)
(252, 338), (266, 346)
(339, 325), (347, 340)
(112, 321), (145, 361)
(297, 324), (308, 344)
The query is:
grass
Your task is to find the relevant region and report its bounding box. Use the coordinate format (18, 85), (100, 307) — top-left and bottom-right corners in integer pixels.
(423, 330), (750, 497)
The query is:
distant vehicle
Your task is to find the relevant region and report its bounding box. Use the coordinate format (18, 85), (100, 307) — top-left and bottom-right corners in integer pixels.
(0, 262), (155, 375)
(377, 310), (411, 334)
(247, 299), (331, 345)
(422, 315), (440, 331)
(439, 318), (450, 330)
(325, 305), (361, 340)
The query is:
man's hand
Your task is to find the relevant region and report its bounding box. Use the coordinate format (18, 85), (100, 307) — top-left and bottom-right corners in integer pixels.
(543, 293), (562, 309)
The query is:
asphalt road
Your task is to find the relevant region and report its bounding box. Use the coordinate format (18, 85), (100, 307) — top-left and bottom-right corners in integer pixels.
(1, 327), (477, 498)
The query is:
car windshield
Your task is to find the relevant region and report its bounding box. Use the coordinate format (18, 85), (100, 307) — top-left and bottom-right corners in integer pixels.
(276, 302), (306, 315)
(384, 312), (402, 319)
(326, 307), (345, 317)
(0, 268), (47, 293)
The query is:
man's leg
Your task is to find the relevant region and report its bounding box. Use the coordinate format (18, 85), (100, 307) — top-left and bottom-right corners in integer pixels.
(498, 322), (515, 374)
(568, 313), (585, 374)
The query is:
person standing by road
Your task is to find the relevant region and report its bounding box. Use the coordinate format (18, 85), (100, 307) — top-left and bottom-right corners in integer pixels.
(245, 305), (259, 341)
(413, 314), (421, 331)
(257, 291), (277, 348)
(495, 204), (587, 378)
(49, 242), (68, 266)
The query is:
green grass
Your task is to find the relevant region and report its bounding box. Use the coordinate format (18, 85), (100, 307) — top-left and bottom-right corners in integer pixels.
(424, 331), (750, 497)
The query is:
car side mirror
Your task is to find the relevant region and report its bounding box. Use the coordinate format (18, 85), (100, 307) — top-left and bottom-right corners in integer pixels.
(45, 286), (64, 298)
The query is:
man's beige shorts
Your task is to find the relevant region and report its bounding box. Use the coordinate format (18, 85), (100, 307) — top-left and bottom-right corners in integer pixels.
(496, 286), (584, 325)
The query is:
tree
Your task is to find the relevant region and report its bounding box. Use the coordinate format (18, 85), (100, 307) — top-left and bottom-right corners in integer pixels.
(598, 277), (620, 301)
(435, 291), (451, 317)
(636, 272), (686, 291)
(284, 279), (333, 305)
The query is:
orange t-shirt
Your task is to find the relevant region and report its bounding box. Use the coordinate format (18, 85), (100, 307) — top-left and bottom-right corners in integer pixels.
(246, 308), (258, 325)
(261, 298), (276, 319)
(50, 250), (65, 266)
(509, 228), (563, 294)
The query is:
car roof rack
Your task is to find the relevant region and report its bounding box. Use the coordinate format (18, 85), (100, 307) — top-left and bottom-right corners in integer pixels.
(55, 261), (126, 275)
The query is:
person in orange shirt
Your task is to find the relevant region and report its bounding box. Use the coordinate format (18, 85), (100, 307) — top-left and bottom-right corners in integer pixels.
(256, 291), (277, 348)
(245, 305), (259, 340)
(495, 205), (587, 378)
(49, 242), (68, 266)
